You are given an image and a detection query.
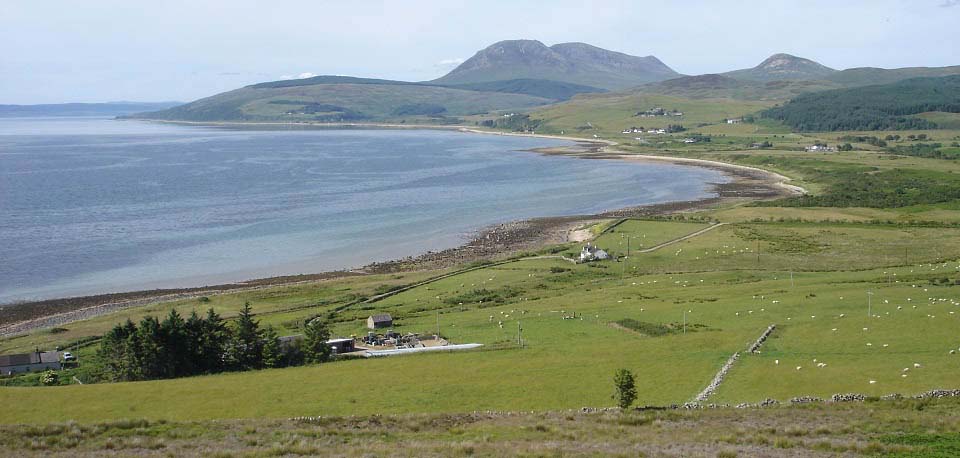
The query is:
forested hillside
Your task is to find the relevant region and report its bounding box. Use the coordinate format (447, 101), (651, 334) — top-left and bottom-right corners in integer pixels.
(761, 75), (960, 131)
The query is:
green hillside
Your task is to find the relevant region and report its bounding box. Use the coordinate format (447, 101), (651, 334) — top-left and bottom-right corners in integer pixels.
(134, 80), (554, 122)
(762, 75), (960, 132)
(443, 78), (606, 100)
(826, 65), (960, 87)
(636, 74), (839, 101)
(528, 91), (773, 137)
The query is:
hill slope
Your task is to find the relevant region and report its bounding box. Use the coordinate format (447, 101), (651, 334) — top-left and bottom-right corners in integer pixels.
(826, 65), (960, 87)
(0, 101), (182, 117)
(432, 40), (680, 90)
(761, 75), (960, 131)
(132, 77), (554, 122)
(445, 78), (606, 100)
(635, 74), (838, 100)
(724, 53), (837, 82)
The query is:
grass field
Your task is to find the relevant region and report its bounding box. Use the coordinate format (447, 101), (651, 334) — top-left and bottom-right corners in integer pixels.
(2, 217), (959, 425)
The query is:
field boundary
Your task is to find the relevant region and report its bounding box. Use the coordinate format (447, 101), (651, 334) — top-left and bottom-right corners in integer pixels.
(691, 323), (776, 404)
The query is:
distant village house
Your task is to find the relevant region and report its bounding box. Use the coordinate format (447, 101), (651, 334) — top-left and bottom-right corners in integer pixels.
(579, 243), (610, 262)
(634, 107), (683, 118)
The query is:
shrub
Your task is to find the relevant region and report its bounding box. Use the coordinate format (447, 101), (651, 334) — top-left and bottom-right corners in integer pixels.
(613, 368), (637, 409)
(39, 370), (59, 386)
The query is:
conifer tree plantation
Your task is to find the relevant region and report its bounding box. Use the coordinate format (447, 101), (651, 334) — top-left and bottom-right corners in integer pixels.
(95, 303), (331, 382)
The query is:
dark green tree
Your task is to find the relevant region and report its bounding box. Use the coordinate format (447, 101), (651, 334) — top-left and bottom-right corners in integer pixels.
(303, 318), (332, 364)
(230, 302), (263, 370)
(99, 319), (139, 381)
(613, 368), (637, 409)
(161, 309), (189, 377)
(138, 316), (167, 379)
(262, 325), (283, 368)
(200, 308), (229, 373)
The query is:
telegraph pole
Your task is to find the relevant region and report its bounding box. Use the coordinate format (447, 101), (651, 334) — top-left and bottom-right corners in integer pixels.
(517, 320), (523, 347)
(867, 291), (873, 318)
(620, 255), (626, 285)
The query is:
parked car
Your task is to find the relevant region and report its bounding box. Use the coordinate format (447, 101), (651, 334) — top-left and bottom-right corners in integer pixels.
(62, 352), (76, 362)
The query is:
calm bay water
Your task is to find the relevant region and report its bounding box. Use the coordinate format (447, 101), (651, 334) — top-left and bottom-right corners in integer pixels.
(0, 117), (728, 302)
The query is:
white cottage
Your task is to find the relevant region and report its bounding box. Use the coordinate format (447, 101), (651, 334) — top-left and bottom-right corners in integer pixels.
(580, 243), (610, 262)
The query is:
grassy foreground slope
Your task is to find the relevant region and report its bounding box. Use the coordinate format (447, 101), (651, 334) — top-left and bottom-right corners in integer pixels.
(2, 218), (960, 424)
(2, 399), (959, 457)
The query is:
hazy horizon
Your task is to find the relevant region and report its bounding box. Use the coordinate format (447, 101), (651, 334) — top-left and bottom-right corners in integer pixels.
(3, 0), (958, 104)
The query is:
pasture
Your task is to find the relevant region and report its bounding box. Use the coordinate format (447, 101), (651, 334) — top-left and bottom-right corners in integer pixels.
(2, 217), (959, 424)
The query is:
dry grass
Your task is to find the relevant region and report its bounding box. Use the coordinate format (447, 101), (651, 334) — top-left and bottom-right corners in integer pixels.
(0, 397), (957, 457)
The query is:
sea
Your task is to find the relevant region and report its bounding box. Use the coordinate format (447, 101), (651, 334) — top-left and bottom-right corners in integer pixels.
(0, 117), (728, 303)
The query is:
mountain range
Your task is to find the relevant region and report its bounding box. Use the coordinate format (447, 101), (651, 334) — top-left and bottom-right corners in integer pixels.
(133, 40), (960, 123)
(432, 40), (680, 90)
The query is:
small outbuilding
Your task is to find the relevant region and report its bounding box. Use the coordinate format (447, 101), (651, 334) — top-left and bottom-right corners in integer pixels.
(0, 351), (62, 375)
(367, 313), (393, 330)
(326, 338), (356, 354)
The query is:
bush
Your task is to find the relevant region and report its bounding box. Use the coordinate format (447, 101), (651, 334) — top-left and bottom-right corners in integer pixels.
(613, 368), (637, 409)
(40, 370), (59, 386)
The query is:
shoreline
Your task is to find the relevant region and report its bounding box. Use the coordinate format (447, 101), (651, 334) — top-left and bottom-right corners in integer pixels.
(0, 122), (804, 337)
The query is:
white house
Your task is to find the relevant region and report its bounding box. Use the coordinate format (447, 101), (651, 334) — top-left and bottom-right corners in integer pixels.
(580, 243), (610, 262)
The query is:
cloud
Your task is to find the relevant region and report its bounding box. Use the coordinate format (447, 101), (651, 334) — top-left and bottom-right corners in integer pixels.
(279, 72), (318, 80)
(941, 0), (960, 6)
(437, 58), (465, 66)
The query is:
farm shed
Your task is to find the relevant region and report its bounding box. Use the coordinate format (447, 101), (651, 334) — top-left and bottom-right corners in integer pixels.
(327, 338), (356, 354)
(367, 313), (393, 329)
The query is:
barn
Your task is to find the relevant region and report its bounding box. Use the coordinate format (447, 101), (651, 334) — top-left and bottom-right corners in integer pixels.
(367, 313), (393, 329)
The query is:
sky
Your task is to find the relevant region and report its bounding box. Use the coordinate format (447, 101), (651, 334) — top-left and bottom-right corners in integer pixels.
(2, 0), (958, 104)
